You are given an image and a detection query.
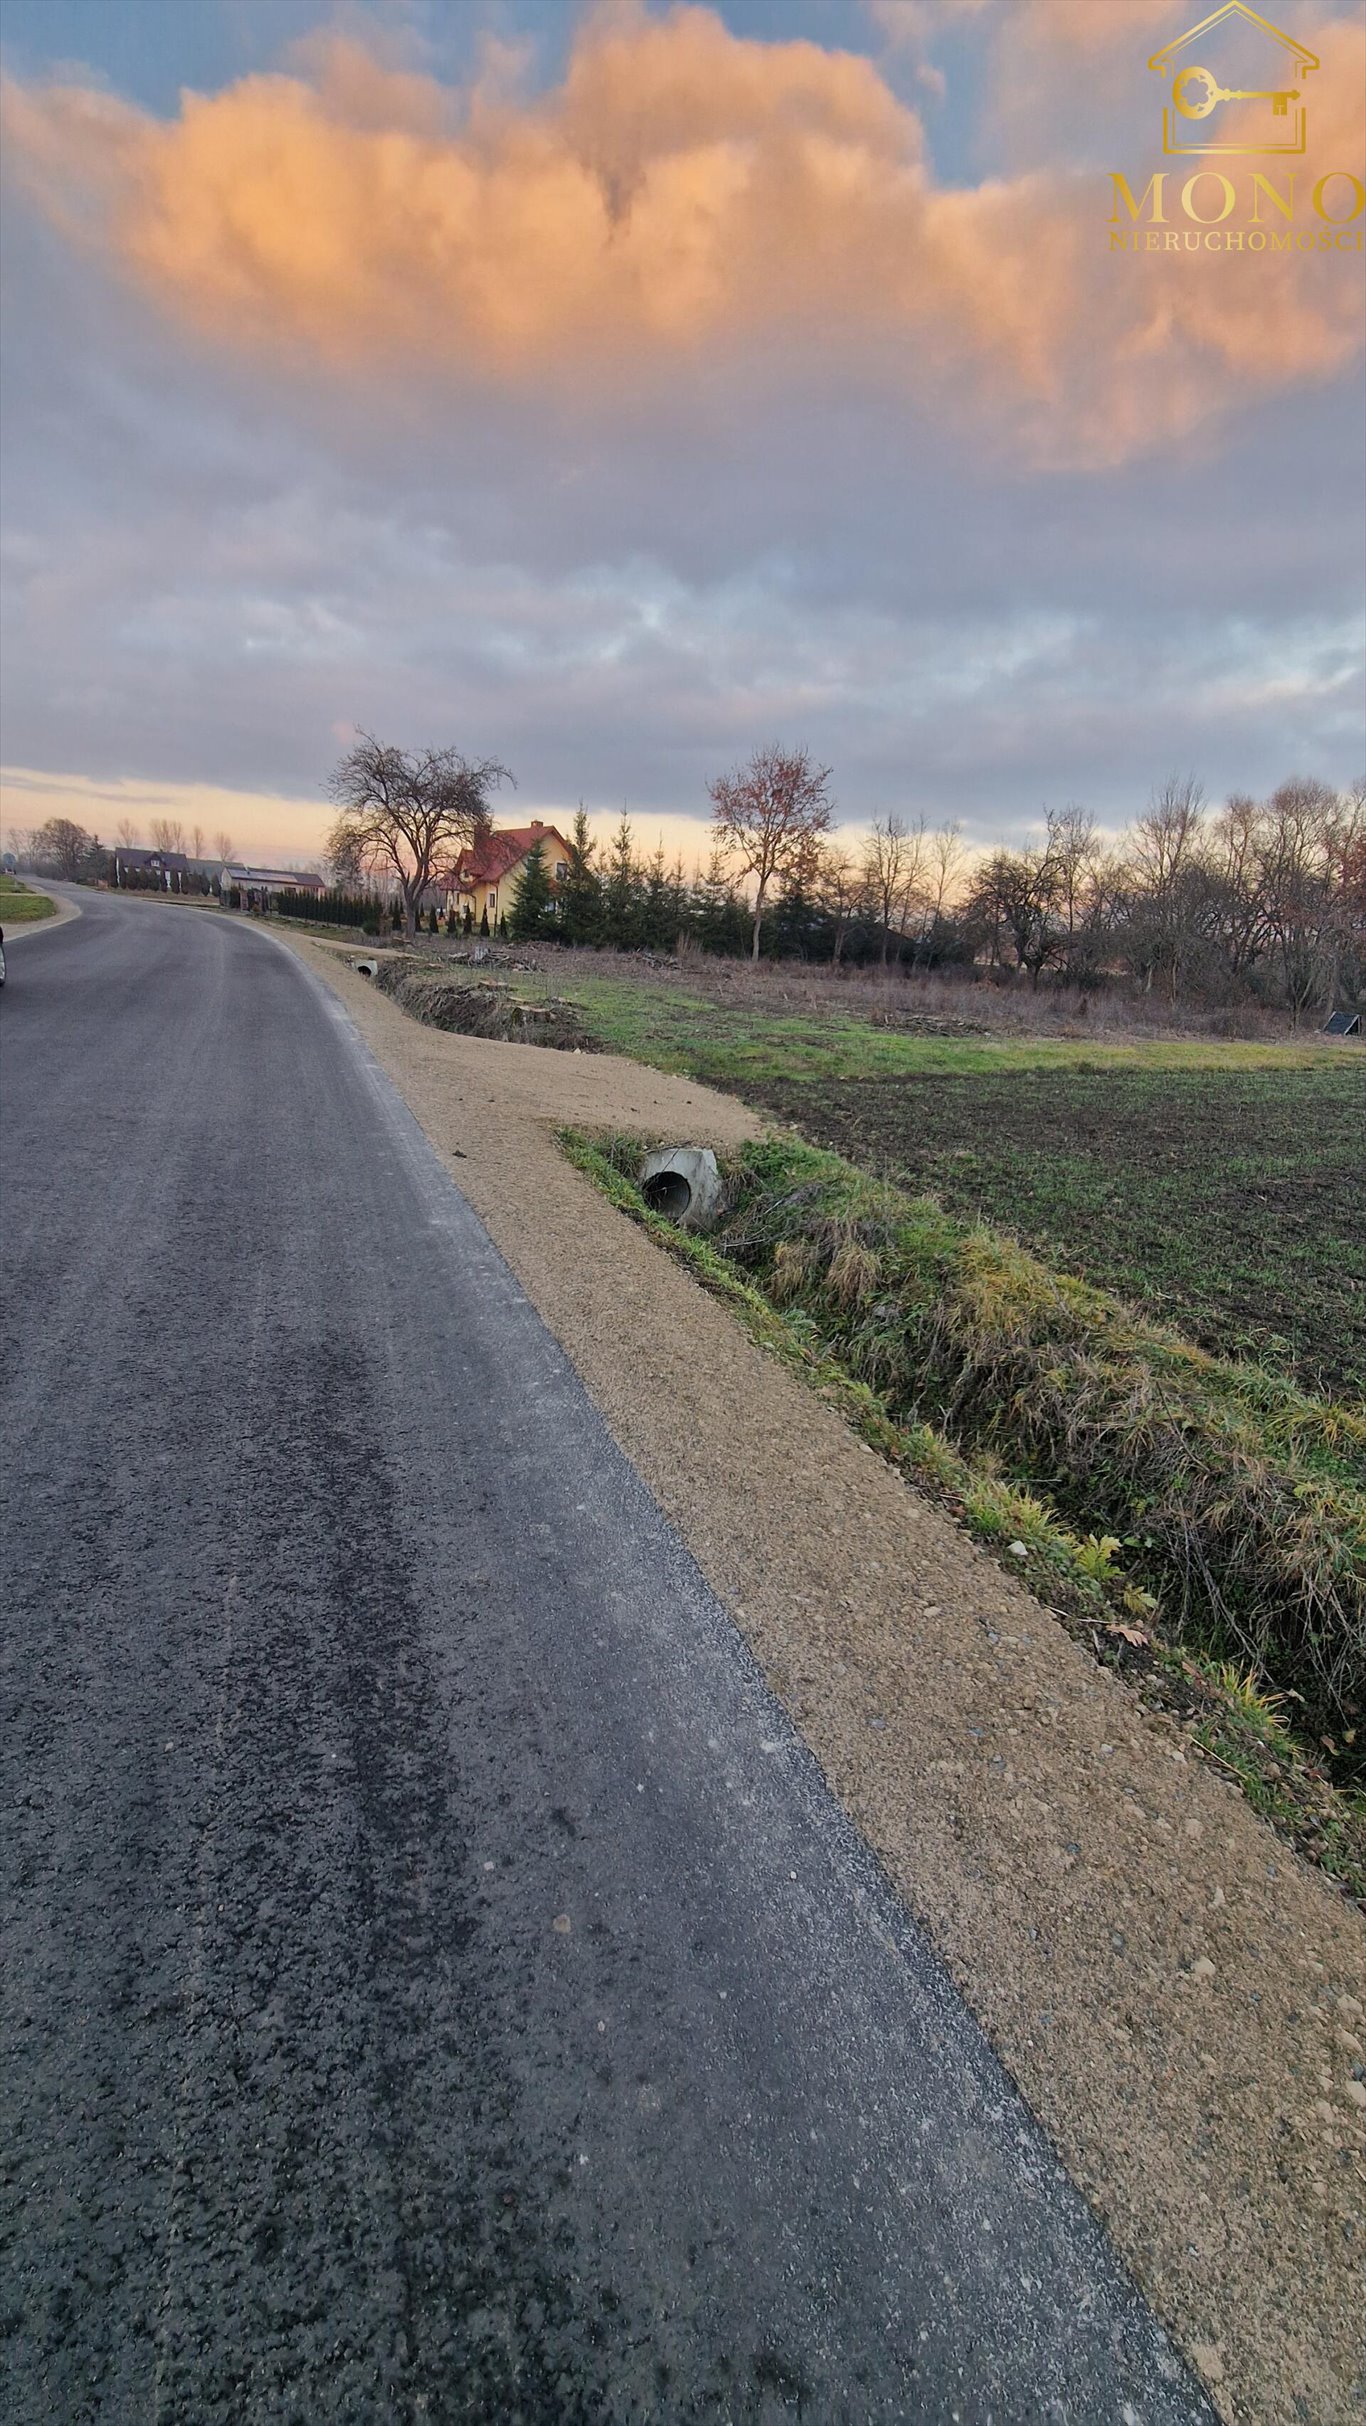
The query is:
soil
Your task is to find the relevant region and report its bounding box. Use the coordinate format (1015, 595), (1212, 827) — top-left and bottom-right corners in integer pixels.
(287, 934), (1366, 2426)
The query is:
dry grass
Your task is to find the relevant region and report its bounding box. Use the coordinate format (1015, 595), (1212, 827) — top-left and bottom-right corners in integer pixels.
(478, 931), (1304, 1044)
(370, 961), (593, 1052)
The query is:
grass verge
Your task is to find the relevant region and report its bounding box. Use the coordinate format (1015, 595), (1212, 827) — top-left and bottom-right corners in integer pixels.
(0, 877), (56, 922)
(562, 1127), (1366, 1901)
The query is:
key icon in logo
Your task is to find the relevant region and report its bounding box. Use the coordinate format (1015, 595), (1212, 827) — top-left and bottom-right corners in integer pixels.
(1173, 64), (1300, 118)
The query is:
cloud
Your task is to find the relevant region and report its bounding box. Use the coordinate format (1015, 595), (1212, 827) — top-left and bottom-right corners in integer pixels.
(2, 2), (1361, 470)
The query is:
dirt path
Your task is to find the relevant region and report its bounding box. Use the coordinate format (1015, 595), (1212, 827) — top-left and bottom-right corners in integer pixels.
(291, 935), (1365, 2426)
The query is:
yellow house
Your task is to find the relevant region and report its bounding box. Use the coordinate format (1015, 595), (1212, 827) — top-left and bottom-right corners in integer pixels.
(448, 821), (573, 927)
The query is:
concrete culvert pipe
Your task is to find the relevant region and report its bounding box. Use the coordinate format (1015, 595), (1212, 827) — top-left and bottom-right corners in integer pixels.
(643, 1169), (694, 1218)
(638, 1146), (722, 1231)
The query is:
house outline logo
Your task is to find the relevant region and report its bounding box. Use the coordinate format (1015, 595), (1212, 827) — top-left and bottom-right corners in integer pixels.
(1149, 3), (1319, 158)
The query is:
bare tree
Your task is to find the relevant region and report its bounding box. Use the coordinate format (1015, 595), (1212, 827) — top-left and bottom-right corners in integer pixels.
(927, 818), (965, 914)
(32, 817), (93, 881)
(1044, 805), (1102, 978)
(965, 843), (1066, 988)
(709, 743), (834, 960)
(191, 825), (204, 861)
(1127, 776), (1205, 1000)
(327, 732), (513, 940)
(861, 812), (926, 967)
(115, 816), (140, 850)
(815, 845), (860, 967)
(214, 831), (237, 865)
(149, 816), (186, 854)
(1258, 777), (1343, 1024)
(1332, 783), (1366, 1010)
(1205, 793), (1271, 986)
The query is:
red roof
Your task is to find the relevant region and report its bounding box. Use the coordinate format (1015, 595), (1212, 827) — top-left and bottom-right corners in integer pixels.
(449, 825), (572, 888)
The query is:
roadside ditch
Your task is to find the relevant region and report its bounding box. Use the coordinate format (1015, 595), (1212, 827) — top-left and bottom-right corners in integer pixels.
(564, 1128), (1366, 1904)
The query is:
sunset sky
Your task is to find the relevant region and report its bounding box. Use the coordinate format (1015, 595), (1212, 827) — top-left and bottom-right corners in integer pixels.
(2, 0), (1363, 868)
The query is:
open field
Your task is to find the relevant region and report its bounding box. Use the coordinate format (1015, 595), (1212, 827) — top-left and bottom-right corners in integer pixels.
(0, 875), (56, 922)
(366, 946), (1363, 1397)
(747, 1062), (1366, 1402)
(497, 961), (1363, 1404)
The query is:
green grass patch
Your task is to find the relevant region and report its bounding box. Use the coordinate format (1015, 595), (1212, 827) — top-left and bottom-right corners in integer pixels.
(561, 1127), (1366, 1896)
(0, 875), (56, 922)
(547, 971), (1331, 1084)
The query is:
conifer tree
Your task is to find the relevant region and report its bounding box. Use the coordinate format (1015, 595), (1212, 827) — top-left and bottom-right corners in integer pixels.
(667, 854), (692, 948)
(558, 806), (603, 945)
(691, 840), (748, 956)
(640, 841), (672, 950)
(509, 840), (555, 939)
(602, 811), (641, 949)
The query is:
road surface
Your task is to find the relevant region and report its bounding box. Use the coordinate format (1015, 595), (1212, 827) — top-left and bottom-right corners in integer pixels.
(0, 893), (1212, 2422)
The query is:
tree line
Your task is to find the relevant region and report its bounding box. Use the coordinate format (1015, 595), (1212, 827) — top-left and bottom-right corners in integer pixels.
(14, 814), (241, 887)
(960, 777), (1365, 1019)
(503, 760), (1364, 1019)
(14, 742), (1365, 1017)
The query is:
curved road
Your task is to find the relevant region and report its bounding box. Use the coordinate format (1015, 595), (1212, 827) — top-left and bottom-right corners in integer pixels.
(0, 893), (1211, 2423)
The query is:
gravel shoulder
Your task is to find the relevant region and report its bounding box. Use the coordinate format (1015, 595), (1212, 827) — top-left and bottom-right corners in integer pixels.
(289, 934), (1366, 2426)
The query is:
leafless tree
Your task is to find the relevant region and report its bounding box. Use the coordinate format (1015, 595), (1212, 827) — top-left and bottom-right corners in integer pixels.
(327, 732), (513, 939)
(32, 817), (92, 881)
(1043, 805), (1102, 977)
(708, 743), (834, 959)
(115, 816), (140, 850)
(191, 825), (204, 861)
(915, 819), (966, 967)
(214, 831), (237, 865)
(1127, 776), (1205, 1000)
(965, 843), (1066, 988)
(149, 816), (186, 855)
(1258, 777), (1343, 1025)
(861, 812), (926, 967)
(1205, 793), (1271, 985)
(815, 845), (861, 967)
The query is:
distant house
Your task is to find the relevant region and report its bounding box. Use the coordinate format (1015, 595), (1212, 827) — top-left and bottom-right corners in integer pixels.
(113, 847), (190, 892)
(444, 821), (573, 929)
(223, 864), (327, 911)
(1323, 1010), (1361, 1038)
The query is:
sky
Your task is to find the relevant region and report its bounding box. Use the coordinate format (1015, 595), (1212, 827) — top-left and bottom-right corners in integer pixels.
(1, 0), (1363, 869)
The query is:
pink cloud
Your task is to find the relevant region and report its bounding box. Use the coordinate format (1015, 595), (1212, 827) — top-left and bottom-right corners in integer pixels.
(2, 1), (1361, 469)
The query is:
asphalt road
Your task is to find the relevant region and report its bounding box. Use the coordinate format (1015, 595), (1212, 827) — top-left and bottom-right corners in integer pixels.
(0, 893), (1213, 2424)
